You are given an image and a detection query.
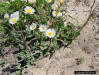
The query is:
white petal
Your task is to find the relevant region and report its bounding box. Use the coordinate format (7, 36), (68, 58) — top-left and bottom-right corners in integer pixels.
(39, 25), (48, 32)
(57, 12), (62, 17)
(30, 23), (37, 30)
(4, 13), (9, 19)
(52, 11), (56, 17)
(11, 11), (19, 18)
(9, 17), (19, 24)
(24, 6), (35, 14)
(51, 3), (58, 10)
(28, 0), (36, 3)
(45, 28), (56, 38)
(46, 0), (52, 3)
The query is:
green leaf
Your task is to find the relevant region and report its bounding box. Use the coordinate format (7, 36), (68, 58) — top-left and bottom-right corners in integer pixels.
(19, 44), (25, 50)
(12, 63), (21, 71)
(0, 61), (6, 65)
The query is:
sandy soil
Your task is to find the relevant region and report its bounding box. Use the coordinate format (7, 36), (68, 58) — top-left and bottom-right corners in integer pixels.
(0, 0), (99, 75)
(23, 0), (99, 75)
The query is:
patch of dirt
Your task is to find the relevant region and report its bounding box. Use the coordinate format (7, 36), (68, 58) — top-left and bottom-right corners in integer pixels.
(0, 0), (99, 75)
(23, 0), (99, 75)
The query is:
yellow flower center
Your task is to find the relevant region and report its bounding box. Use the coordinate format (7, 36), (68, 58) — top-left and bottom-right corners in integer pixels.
(41, 27), (45, 30)
(48, 32), (53, 36)
(32, 26), (36, 29)
(48, 0), (51, 2)
(12, 18), (17, 23)
(59, 0), (64, 3)
(55, 11), (59, 16)
(27, 9), (32, 14)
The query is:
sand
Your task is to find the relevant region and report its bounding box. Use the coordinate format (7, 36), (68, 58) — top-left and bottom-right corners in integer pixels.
(0, 0), (99, 75)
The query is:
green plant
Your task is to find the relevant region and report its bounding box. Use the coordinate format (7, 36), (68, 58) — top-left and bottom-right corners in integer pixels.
(76, 56), (85, 65)
(0, 0), (81, 74)
(0, 61), (6, 66)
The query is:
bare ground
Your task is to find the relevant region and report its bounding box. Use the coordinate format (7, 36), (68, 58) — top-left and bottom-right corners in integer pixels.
(0, 0), (99, 75)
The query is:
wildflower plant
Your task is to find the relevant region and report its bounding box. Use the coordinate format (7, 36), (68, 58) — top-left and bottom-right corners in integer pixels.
(0, 0), (81, 74)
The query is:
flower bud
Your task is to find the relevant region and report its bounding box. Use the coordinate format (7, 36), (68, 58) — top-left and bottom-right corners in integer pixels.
(4, 13), (9, 19)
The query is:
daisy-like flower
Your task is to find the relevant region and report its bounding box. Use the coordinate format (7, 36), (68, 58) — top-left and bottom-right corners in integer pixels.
(30, 23), (37, 30)
(45, 29), (56, 38)
(9, 17), (19, 25)
(9, 11), (19, 24)
(11, 11), (19, 18)
(24, 6), (35, 14)
(4, 13), (9, 19)
(46, 0), (52, 3)
(39, 25), (48, 32)
(51, 3), (58, 10)
(52, 11), (62, 17)
(28, 0), (36, 3)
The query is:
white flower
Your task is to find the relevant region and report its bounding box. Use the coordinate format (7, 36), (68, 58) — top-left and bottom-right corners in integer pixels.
(64, 21), (67, 25)
(4, 13), (9, 19)
(6, 1), (10, 4)
(51, 3), (58, 10)
(52, 11), (62, 17)
(11, 11), (19, 18)
(24, 6), (35, 14)
(45, 29), (56, 38)
(30, 23), (37, 30)
(46, 0), (52, 3)
(9, 17), (19, 24)
(9, 11), (19, 24)
(11, 0), (15, 1)
(39, 25), (48, 32)
(64, 21), (68, 27)
(28, 0), (36, 3)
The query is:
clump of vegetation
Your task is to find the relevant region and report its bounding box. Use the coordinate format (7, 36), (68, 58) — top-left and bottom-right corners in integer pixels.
(76, 56), (85, 65)
(0, 0), (81, 74)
